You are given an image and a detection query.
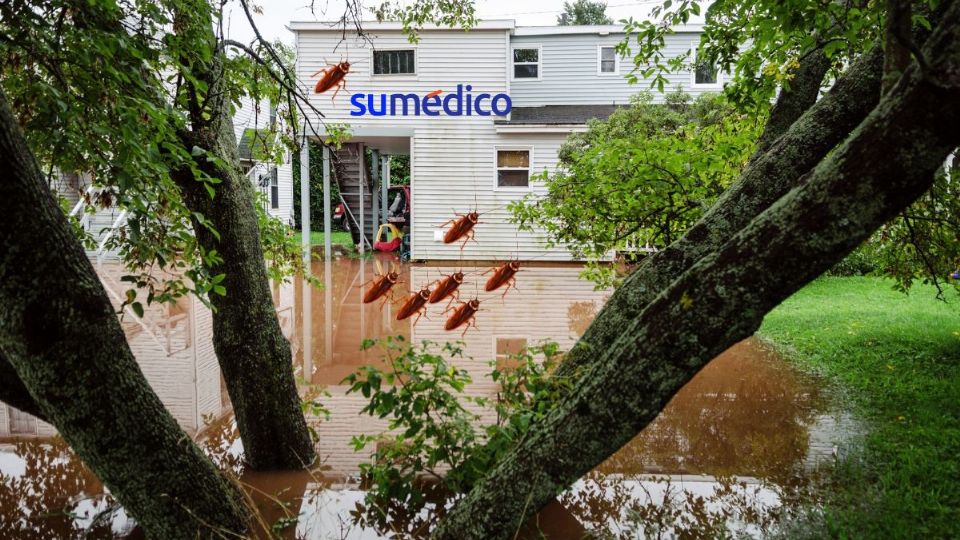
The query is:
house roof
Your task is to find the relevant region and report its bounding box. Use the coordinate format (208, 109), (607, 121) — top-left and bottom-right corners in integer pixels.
(495, 105), (621, 125)
(237, 128), (271, 162)
(287, 20), (704, 34)
(288, 20), (516, 32)
(512, 23), (703, 36)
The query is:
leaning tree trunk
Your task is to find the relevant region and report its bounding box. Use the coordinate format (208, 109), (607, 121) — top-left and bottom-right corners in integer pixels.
(0, 90), (248, 538)
(434, 4), (960, 537)
(170, 3), (315, 470)
(552, 44), (884, 382)
(0, 351), (46, 421)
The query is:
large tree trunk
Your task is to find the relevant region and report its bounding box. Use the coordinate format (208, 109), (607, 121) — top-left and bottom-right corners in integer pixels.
(170, 4), (315, 470)
(552, 44), (884, 381)
(0, 352), (46, 421)
(435, 4), (960, 537)
(0, 90), (248, 537)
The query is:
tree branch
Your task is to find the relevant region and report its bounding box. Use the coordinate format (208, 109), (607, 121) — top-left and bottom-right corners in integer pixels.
(435, 4), (960, 535)
(754, 48), (831, 154)
(550, 43), (885, 382)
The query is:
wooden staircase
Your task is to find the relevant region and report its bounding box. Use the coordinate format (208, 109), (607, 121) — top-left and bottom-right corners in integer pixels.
(333, 143), (375, 249)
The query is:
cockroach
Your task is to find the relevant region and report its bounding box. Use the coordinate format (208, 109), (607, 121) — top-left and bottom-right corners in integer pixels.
(444, 298), (481, 337)
(484, 261), (521, 298)
(428, 270), (465, 307)
(396, 286), (432, 326)
(440, 210), (480, 249)
(312, 60), (350, 100)
(362, 270), (400, 306)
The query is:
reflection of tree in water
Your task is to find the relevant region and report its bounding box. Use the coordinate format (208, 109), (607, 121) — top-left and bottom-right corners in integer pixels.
(556, 472), (785, 540)
(567, 300), (598, 337)
(597, 340), (826, 486)
(0, 438), (122, 539)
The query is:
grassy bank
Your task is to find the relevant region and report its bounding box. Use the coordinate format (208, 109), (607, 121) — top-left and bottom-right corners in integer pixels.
(759, 277), (960, 538)
(292, 230), (354, 249)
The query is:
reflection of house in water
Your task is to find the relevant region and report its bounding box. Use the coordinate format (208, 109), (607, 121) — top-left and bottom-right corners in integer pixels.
(0, 264), (237, 442)
(294, 258), (609, 476)
(294, 257), (845, 485)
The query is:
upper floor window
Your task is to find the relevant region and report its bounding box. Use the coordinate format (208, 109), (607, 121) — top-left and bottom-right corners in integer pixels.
(497, 148), (531, 188)
(513, 47), (540, 79)
(598, 46), (618, 74)
(691, 44), (720, 87)
(373, 49), (415, 75)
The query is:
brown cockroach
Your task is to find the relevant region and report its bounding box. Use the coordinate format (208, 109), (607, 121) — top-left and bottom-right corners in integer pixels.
(428, 270), (465, 307)
(444, 298), (481, 337)
(362, 270), (400, 306)
(312, 60), (350, 100)
(396, 286), (432, 326)
(484, 261), (521, 298)
(440, 210), (481, 249)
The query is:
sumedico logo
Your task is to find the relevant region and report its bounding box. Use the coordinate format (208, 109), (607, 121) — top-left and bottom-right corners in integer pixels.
(350, 84), (511, 117)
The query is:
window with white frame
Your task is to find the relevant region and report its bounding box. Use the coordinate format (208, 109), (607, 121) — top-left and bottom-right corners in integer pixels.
(269, 168), (279, 209)
(691, 44), (720, 86)
(496, 149), (531, 188)
(495, 337), (528, 371)
(373, 49), (415, 75)
(513, 47), (540, 79)
(598, 46), (618, 74)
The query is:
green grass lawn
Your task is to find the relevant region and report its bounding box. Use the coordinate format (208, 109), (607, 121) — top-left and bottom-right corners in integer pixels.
(759, 277), (960, 538)
(292, 230), (354, 248)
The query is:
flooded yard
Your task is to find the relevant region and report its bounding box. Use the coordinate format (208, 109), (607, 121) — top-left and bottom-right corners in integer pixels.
(0, 255), (851, 538)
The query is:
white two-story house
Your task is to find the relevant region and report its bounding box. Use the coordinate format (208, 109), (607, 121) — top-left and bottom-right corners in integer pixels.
(291, 20), (716, 261)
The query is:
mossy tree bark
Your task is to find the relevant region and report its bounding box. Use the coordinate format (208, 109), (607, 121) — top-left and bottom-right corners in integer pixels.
(170, 3), (315, 470)
(435, 4), (960, 537)
(0, 89), (248, 538)
(0, 351), (46, 421)
(552, 44), (884, 381)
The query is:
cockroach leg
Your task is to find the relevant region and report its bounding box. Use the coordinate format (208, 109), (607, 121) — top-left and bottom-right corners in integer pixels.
(460, 317), (478, 338)
(500, 277), (518, 299)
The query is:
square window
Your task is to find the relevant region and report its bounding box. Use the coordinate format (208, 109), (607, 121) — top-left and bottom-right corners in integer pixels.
(496, 338), (528, 371)
(695, 60), (717, 84)
(512, 47), (540, 79)
(496, 150), (531, 188)
(599, 46), (617, 73)
(691, 44), (720, 86)
(373, 50), (415, 75)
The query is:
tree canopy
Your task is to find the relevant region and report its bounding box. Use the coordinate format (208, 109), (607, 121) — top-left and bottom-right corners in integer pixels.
(558, 0), (614, 25)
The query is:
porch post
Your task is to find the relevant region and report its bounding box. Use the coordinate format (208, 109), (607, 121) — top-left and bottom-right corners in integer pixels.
(322, 144), (332, 260)
(299, 139), (310, 268)
(371, 149), (380, 234)
(381, 156), (389, 225)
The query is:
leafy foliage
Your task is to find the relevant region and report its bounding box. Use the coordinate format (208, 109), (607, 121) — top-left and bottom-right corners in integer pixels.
(343, 337), (567, 534)
(0, 0), (315, 311)
(510, 90), (762, 286)
(616, 0), (887, 108)
(371, 0), (477, 43)
(865, 161), (960, 296)
(557, 0), (613, 26)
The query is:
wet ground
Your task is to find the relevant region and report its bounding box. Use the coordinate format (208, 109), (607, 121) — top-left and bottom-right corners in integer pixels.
(0, 255), (851, 538)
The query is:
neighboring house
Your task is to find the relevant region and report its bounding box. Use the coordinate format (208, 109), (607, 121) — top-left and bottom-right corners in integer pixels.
(290, 20), (715, 261)
(233, 96), (295, 225)
(59, 95), (295, 263)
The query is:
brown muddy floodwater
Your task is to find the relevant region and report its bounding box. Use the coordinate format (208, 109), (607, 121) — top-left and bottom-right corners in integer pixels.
(0, 255), (850, 538)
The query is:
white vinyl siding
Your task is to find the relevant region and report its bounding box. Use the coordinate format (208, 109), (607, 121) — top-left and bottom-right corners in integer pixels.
(296, 29), (572, 261)
(510, 32), (715, 106)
